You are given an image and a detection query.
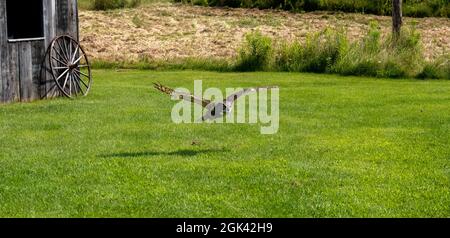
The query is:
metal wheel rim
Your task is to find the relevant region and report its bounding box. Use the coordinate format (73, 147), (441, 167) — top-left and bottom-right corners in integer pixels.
(49, 35), (92, 98)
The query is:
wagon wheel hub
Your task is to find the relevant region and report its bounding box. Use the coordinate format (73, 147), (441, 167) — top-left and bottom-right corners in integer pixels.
(69, 63), (78, 70)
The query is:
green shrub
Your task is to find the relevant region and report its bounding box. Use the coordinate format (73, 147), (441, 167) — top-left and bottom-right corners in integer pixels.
(128, 0), (142, 8)
(175, 0), (450, 18)
(274, 28), (348, 73)
(271, 21), (431, 78)
(273, 41), (303, 71)
(440, 4), (450, 17)
(333, 21), (424, 78)
(382, 23), (423, 77)
(333, 21), (382, 76)
(93, 0), (125, 10)
(92, 0), (141, 11)
(302, 28), (347, 73)
(235, 31), (273, 71)
(417, 55), (450, 79)
(417, 63), (443, 79)
(404, 3), (434, 18)
(377, 60), (407, 78)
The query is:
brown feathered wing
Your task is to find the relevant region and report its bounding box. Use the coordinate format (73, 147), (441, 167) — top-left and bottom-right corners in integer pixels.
(153, 82), (211, 108)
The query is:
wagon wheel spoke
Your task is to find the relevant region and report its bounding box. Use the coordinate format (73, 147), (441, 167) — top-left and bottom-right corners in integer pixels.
(53, 66), (69, 70)
(69, 73), (77, 96)
(52, 56), (68, 66)
(69, 74), (73, 96)
(74, 68), (89, 78)
(74, 69), (90, 91)
(62, 72), (70, 90)
(72, 73), (85, 95)
(56, 40), (69, 62)
(49, 35), (92, 98)
(71, 44), (79, 63)
(57, 68), (70, 81)
(63, 38), (71, 62)
(54, 47), (68, 64)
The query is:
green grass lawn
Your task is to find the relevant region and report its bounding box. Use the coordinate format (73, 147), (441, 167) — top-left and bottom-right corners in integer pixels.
(0, 70), (449, 217)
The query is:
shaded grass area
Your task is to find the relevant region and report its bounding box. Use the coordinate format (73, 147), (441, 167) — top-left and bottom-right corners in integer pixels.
(1, 70), (450, 217)
(91, 57), (235, 72)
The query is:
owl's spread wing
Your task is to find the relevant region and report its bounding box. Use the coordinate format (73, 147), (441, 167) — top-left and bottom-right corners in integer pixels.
(153, 82), (211, 108)
(224, 86), (278, 106)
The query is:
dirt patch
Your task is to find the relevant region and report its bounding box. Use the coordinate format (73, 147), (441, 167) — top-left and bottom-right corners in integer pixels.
(79, 3), (450, 62)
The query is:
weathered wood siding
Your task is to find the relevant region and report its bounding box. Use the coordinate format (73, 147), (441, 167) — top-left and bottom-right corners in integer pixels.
(42, 0), (57, 99)
(0, 0), (4, 102)
(0, 0), (78, 103)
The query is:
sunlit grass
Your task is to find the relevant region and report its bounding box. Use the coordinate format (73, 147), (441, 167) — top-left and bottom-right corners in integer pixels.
(0, 70), (449, 217)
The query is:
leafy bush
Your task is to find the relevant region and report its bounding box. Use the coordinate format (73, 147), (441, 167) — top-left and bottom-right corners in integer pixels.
(333, 21), (424, 78)
(274, 28), (348, 73)
(421, 0), (450, 17)
(404, 3), (434, 18)
(128, 0), (142, 8)
(235, 31), (273, 71)
(417, 55), (450, 79)
(92, 0), (141, 10)
(175, 0), (450, 18)
(317, 0), (392, 15)
(333, 21), (382, 76)
(234, 22), (446, 79)
(418, 63), (443, 79)
(274, 42), (303, 71)
(383, 24), (423, 77)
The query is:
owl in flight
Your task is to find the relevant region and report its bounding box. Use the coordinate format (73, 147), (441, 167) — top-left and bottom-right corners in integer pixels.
(153, 82), (277, 121)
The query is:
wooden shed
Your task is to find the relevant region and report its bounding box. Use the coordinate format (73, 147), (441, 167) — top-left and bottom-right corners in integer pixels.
(0, 0), (91, 104)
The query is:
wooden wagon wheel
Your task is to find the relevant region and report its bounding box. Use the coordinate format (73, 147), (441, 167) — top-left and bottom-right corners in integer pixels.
(49, 35), (92, 98)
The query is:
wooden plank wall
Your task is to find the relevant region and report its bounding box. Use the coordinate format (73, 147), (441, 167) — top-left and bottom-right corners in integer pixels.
(1, 0), (19, 103)
(0, 0), (5, 102)
(56, 0), (78, 37)
(0, 0), (79, 102)
(42, 0), (57, 99)
(18, 43), (32, 101)
(0, 0), (79, 103)
(7, 43), (19, 102)
(56, 0), (68, 36)
(70, 0), (78, 39)
(15, 41), (45, 101)
(0, 41), (45, 103)
(31, 41), (45, 100)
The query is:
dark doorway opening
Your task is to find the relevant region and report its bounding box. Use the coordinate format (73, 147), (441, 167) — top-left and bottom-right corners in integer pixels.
(6, 0), (44, 40)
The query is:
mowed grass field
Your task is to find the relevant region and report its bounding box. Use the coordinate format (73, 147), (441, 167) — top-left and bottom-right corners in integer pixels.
(0, 70), (449, 217)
